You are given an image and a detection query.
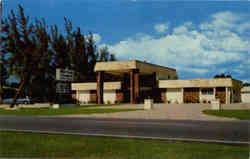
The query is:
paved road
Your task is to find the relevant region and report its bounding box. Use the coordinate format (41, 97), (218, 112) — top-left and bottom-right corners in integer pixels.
(0, 116), (249, 144)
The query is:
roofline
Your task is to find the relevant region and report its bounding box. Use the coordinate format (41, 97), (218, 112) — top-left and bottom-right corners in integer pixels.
(95, 60), (176, 72)
(135, 60), (176, 71)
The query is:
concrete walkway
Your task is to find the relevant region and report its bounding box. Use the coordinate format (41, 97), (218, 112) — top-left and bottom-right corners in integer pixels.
(60, 103), (249, 121)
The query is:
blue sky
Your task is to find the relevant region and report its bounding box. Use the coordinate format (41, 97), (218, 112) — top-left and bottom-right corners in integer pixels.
(2, 0), (250, 82)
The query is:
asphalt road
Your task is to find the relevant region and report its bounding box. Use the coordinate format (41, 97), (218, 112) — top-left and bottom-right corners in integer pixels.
(0, 116), (249, 144)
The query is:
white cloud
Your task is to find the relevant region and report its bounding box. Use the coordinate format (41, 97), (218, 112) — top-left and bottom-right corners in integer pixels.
(154, 23), (169, 33)
(104, 11), (250, 78)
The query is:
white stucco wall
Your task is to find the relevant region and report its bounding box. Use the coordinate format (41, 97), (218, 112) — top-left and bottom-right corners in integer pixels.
(200, 94), (215, 103)
(241, 93), (250, 103)
(166, 88), (183, 103)
(103, 90), (116, 104)
(77, 90), (90, 104)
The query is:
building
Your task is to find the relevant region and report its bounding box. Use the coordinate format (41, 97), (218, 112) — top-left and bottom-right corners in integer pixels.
(159, 78), (242, 104)
(241, 86), (250, 103)
(72, 60), (177, 104)
(72, 60), (242, 104)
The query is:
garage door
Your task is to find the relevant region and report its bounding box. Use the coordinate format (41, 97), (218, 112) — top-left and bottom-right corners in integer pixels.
(184, 88), (200, 103)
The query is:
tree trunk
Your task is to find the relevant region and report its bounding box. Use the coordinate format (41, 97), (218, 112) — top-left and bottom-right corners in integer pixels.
(10, 72), (30, 108)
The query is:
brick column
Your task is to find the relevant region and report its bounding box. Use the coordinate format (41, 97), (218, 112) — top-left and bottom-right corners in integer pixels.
(226, 87), (229, 104)
(213, 87), (216, 100)
(134, 69), (140, 103)
(152, 72), (157, 101)
(97, 71), (104, 104)
(161, 89), (167, 103)
(130, 70), (134, 104)
(130, 69), (140, 104)
(152, 72), (157, 89)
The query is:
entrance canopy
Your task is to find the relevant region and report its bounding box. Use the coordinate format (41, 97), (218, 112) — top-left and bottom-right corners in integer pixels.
(94, 60), (177, 80)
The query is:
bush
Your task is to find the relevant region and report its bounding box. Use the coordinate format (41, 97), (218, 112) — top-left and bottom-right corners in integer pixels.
(107, 100), (111, 104)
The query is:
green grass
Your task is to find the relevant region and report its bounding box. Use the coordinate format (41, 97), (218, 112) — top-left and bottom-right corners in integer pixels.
(203, 109), (250, 120)
(0, 106), (140, 116)
(0, 131), (248, 159)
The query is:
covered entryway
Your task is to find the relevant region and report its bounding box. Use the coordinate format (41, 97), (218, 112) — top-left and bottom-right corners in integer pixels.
(94, 60), (177, 104)
(215, 87), (226, 104)
(184, 88), (200, 103)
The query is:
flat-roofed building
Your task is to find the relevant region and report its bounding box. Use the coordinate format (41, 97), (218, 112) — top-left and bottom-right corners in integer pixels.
(159, 78), (242, 104)
(241, 86), (250, 103)
(72, 60), (242, 104)
(72, 60), (177, 104)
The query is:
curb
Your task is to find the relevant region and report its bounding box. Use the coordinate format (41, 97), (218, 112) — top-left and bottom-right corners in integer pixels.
(0, 128), (248, 146)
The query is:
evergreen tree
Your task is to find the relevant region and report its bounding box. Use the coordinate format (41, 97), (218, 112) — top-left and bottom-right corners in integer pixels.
(2, 5), (52, 107)
(0, 59), (8, 86)
(99, 46), (116, 62)
(1, 5), (118, 105)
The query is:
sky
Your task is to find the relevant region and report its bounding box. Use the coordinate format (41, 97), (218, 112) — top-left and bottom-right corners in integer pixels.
(2, 0), (250, 83)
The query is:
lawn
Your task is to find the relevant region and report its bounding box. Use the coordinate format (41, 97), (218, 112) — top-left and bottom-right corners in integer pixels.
(203, 109), (250, 120)
(0, 131), (248, 159)
(0, 106), (140, 116)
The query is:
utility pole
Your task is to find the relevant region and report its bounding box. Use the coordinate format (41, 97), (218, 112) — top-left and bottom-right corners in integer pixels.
(0, 0), (3, 104)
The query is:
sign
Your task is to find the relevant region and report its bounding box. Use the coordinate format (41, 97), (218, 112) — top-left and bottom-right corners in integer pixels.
(56, 69), (74, 81)
(56, 82), (71, 93)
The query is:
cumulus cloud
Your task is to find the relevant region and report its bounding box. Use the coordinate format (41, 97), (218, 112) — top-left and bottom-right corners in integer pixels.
(154, 23), (169, 33)
(105, 11), (250, 79)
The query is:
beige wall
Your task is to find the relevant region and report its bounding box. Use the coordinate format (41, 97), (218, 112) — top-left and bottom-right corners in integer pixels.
(76, 90), (117, 104)
(166, 88), (183, 103)
(103, 90), (116, 104)
(72, 82), (121, 91)
(159, 78), (234, 88)
(200, 95), (215, 103)
(77, 90), (90, 104)
(241, 93), (250, 103)
(241, 86), (250, 103)
(199, 88), (215, 103)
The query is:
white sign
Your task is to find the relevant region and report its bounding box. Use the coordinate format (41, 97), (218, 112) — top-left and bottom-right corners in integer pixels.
(56, 82), (70, 93)
(56, 69), (74, 81)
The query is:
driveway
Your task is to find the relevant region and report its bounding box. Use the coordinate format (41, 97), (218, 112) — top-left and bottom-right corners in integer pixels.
(60, 103), (249, 121)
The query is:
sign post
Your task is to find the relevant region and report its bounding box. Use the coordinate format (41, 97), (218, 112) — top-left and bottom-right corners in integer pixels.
(55, 69), (74, 105)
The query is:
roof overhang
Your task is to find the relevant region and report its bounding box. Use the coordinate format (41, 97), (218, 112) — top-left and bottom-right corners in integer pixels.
(94, 60), (177, 76)
(159, 78), (242, 88)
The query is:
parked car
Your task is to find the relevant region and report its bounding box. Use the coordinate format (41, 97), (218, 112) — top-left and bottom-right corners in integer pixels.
(3, 96), (33, 104)
(2, 98), (12, 104)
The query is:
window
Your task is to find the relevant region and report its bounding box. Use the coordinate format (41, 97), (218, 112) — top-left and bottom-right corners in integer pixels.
(201, 88), (213, 95)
